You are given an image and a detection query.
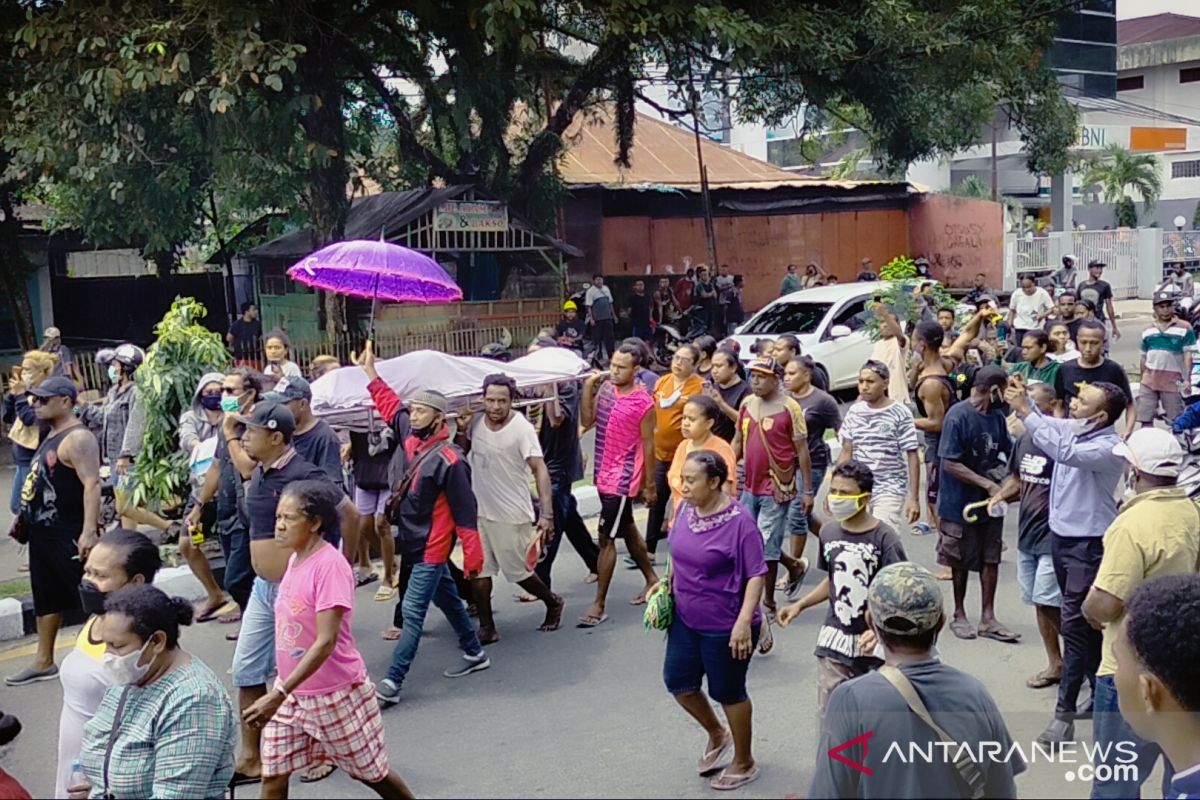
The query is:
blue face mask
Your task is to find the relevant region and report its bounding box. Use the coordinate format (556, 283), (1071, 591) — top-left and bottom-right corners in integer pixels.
(107, 365), (120, 383)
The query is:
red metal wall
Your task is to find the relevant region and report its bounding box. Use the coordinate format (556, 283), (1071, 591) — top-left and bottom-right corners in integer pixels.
(908, 194), (1004, 290)
(598, 208), (910, 312)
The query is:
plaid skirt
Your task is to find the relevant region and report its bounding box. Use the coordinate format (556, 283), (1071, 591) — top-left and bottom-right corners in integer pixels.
(262, 679), (391, 782)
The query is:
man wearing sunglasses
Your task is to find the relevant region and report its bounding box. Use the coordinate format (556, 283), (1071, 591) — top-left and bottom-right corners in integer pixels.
(6, 376), (101, 687)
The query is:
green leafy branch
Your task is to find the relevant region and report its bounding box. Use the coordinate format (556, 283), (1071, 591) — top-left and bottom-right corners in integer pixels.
(866, 255), (956, 341)
(128, 297), (229, 509)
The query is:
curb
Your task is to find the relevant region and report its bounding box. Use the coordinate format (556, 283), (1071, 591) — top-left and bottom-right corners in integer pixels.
(0, 564), (219, 642)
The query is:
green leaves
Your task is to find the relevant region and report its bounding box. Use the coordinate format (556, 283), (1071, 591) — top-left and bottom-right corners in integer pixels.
(128, 297), (230, 508)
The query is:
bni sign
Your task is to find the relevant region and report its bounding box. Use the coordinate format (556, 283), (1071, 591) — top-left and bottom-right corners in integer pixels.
(435, 200), (508, 232)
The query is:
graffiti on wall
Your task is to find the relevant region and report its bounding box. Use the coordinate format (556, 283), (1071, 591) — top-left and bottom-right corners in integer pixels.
(928, 222), (987, 286)
(1164, 232), (1200, 262)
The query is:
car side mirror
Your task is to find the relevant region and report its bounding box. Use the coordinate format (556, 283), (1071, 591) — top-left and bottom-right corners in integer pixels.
(829, 325), (852, 339)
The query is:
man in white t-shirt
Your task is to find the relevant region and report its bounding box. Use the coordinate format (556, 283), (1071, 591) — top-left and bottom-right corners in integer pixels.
(1008, 273), (1054, 345)
(457, 373), (562, 643)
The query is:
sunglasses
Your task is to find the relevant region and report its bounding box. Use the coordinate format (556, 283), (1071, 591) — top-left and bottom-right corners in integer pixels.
(28, 394), (67, 405)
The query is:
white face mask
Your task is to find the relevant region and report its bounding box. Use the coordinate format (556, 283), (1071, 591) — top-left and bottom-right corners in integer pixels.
(102, 640), (153, 686)
(1068, 415), (1100, 436)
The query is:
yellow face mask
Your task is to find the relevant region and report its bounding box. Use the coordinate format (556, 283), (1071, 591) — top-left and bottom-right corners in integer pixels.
(827, 492), (869, 521)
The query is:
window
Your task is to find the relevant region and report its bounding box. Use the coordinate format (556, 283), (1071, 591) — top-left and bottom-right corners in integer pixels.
(828, 300), (871, 337)
(1172, 160), (1200, 179)
(1181, 67), (1200, 84)
(1117, 75), (1144, 91)
(741, 301), (832, 336)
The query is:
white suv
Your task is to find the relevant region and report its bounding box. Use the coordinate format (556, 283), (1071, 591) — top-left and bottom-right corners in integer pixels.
(726, 282), (890, 391)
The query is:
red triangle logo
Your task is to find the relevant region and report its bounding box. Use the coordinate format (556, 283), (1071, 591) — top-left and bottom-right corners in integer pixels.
(828, 730), (875, 776)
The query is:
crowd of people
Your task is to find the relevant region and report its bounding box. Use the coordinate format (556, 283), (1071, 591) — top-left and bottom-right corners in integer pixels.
(2, 260), (1200, 799)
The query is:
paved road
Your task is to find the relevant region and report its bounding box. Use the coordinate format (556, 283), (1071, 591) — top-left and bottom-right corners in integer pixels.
(0, 300), (1165, 798)
(0, 503), (1170, 798)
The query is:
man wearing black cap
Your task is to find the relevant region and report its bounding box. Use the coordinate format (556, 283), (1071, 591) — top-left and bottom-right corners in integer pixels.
(224, 399), (359, 783)
(1134, 290), (1195, 429)
(1077, 260), (1120, 341)
(810, 562), (1024, 799)
(264, 375), (373, 585)
(936, 365), (1018, 644)
(5, 377), (101, 687)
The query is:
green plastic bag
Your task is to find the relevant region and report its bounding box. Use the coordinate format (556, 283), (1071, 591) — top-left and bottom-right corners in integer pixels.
(643, 556), (673, 632)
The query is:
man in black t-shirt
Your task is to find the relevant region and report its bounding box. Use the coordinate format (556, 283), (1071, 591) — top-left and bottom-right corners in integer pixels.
(990, 382), (1063, 690)
(778, 460), (906, 712)
(627, 279), (653, 341)
(1076, 261), (1120, 341)
(227, 302), (263, 364)
(524, 353), (599, 589)
(555, 302), (585, 352)
(1057, 321), (1134, 433)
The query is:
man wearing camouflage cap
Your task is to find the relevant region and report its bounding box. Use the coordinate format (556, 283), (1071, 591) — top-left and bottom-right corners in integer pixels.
(810, 562), (1025, 799)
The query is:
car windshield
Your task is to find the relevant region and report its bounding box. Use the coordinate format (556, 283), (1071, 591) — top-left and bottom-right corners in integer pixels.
(741, 302), (832, 336)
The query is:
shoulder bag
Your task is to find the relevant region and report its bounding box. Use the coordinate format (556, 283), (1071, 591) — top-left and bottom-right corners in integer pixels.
(877, 665), (987, 799)
(753, 404), (797, 504)
(383, 442), (449, 522)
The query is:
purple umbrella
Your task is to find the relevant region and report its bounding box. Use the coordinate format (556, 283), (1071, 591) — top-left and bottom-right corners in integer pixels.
(288, 240), (462, 304)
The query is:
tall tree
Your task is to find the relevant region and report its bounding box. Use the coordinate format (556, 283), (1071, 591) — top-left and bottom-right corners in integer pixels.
(0, 0), (37, 348)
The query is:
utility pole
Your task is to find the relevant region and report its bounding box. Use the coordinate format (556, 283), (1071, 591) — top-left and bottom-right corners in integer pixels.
(991, 118), (999, 202)
(688, 64), (719, 269)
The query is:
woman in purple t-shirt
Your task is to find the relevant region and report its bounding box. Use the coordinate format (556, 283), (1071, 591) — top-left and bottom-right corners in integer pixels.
(661, 450), (767, 791)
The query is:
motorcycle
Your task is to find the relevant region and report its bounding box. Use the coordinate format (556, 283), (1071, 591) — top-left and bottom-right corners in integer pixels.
(653, 307), (708, 367)
(1176, 430), (1200, 501)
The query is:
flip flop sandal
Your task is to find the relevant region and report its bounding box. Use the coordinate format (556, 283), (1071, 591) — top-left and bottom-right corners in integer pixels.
(195, 599), (236, 623)
(978, 626), (1021, 643)
(355, 572), (380, 588)
(1026, 672), (1061, 689)
(228, 772), (261, 788)
(225, 629), (240, 642)
(218, 609), (242, 624)
(374, 585), (397, 602)
(576, 614), (608, 628)
(513, 592), (538, 603)
(757, 621), (774, 655)
(949, 619), (977, 640)
(299, 763), (338, 784)
(710, 765), (760, 791)
(697, 733), (732, 775)
(381, 626), (403, 641)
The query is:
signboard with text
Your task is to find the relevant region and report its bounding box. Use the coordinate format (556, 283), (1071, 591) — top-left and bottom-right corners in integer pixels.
(434, 201), (508, 232)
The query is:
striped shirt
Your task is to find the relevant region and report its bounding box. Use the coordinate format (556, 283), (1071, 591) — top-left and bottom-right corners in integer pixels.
(594, 381), (655, 497)
(81, 656), (235, 799)
(1140, 320), (1196, 392)
(839, 400), (920, 498)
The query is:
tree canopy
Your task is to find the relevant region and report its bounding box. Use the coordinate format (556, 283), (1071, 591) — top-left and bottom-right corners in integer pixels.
(3, 0), (1080, 335)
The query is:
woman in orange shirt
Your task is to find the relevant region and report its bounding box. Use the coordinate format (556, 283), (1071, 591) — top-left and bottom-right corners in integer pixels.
(668, 397), (738, 526)
(642, 345), (706, 563)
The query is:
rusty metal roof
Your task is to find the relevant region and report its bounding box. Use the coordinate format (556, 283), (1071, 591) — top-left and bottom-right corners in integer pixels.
(1118, 13), (1200, 46)
(557, 106), (894, 191)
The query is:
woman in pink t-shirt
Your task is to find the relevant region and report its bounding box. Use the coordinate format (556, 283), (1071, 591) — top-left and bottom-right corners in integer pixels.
(243, 480), (415, 798)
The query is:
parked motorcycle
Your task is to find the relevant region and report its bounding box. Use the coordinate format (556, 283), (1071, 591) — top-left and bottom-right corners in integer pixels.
(653, 307), (708, 367)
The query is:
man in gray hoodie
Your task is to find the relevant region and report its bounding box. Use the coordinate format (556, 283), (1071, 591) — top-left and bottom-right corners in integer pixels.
(178, 371), (236, 622)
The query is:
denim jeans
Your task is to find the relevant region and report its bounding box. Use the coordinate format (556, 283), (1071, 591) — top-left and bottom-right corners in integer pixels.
(231, 577), (279, 688)
(1090, 675), (1172, 799)
(740, 492), (788, 561)
(385, 562), (483, 687)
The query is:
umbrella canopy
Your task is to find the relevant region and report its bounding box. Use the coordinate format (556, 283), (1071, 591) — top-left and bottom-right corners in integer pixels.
(287, 240), (462, 303)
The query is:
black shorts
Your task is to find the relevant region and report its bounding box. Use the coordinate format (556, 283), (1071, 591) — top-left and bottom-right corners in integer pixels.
(936, 518), (1004, 573)
(29, 526), (84, 616)
(598, 493), (636, 540)
(925, 459), (941, 506)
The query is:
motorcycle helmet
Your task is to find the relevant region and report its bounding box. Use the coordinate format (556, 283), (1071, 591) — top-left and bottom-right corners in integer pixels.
(95, 348), (117, 366)
(1062, 254), (1076, 267)
(113, 343), (145, 371)
(480, 342), (512, 362)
